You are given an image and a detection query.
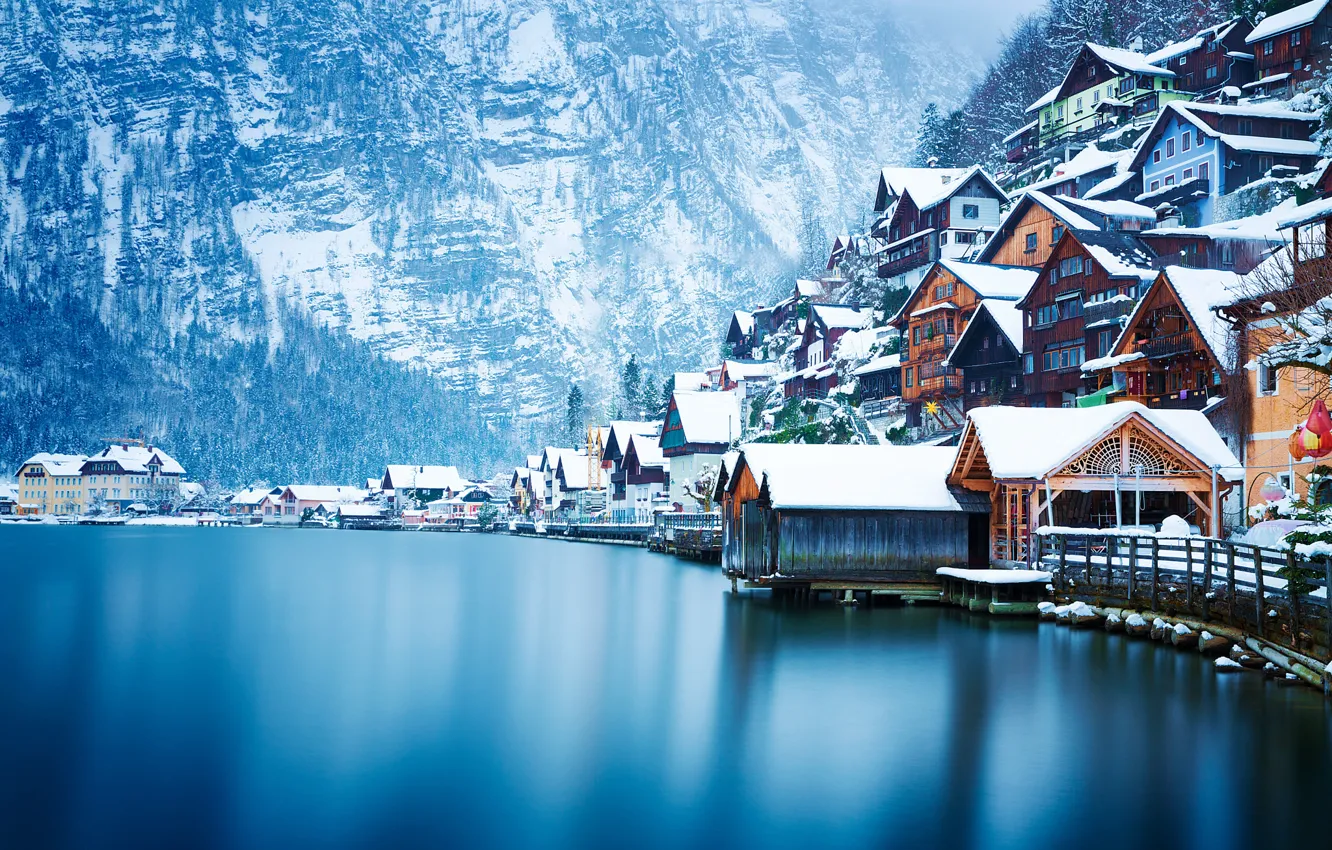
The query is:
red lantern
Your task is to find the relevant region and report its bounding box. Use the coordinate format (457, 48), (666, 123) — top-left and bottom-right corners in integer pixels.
(1308, 399), (1332, 441)
(1289, 400), (1332, 461)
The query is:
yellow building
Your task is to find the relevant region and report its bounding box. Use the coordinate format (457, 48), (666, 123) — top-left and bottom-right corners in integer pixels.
(16, 453), (89, 516)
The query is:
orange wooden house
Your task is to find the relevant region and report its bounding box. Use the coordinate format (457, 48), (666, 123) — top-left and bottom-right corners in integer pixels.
(890, 259), (1037, 432)
(975, 190), (1155, 269)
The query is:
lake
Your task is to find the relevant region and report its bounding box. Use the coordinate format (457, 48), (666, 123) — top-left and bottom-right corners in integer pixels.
(1, 526), (1330, 849)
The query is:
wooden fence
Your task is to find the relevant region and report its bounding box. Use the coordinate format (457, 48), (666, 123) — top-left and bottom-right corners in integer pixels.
(1037, 531), (1331, 658)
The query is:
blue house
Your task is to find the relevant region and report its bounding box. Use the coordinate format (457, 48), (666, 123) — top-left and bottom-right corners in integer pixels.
(1128, 102), (1320, 226)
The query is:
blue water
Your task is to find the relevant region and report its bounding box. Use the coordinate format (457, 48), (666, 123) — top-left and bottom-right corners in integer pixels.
(1, 526), (1330, 849)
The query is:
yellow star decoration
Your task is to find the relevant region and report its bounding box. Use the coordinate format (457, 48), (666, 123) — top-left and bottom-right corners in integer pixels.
(924, 402), (940, 416)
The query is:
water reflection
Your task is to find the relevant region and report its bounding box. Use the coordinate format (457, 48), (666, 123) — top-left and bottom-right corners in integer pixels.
(0, 527), (1329, 848)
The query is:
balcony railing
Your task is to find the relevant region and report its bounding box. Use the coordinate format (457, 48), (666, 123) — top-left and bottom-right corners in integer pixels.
(1084, 298), (1135, 327)
(916, 375), (964, 396)
(1141, 332), (1198, 360)
(877, 242), (937, 279)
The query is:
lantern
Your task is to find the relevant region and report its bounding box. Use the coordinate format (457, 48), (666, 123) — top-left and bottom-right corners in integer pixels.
(1289, 399), (1332, 461)
(1259, 477), (1287, 504)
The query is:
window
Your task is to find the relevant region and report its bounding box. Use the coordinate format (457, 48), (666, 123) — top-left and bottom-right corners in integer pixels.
(1291, 31), (1302, 48)
(1093, 89), (1100, 104)
(1258, 155), (1274, 175)
(1258, 362), (1278, 396)
(1207, 39), (1217, 53)
(1178, 56), (1187, 67)
(1036, 304), (1059, 325)
(1051, 225), (1065, 244)
(905, 367), (914, 388)
(1106, 84), (1113, 97)
(1024, 353), (1034, 374)
(1199, 161), (1209, 180)
(1220, 240), (1236, 268)
(1153, 149), (1162, 164)
(1166, 138), (1175, 158)
(1205, 65), (1218, 80)
(1165, 175), (1175, 186)
(1058, 296), (1083, 321)
(912, 326), (920, 345)
(934, 281), (954, 299)
(1238, 118), (1253, 135)
(1026, 233), (1038, 252)
(1263, 39), (1274, 56)
(1087, 65), (1095, 79)
(940, 231), (949, 245)
(962, 203), (979, 219)
(1182, 133), (1190, 152)
(1150, 180), (1161, 191)
(1056, 104), (1064, 119)
(1059, 255), (1083, 276)
(1183, 167), (1193, 180)
(954, 231), (976, 244)
(1076, 96), (1083, 113)
(1098, 328), (1115, 357)
(1281, 124), (1295, 140)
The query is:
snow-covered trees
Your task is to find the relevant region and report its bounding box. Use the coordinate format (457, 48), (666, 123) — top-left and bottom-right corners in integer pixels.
(682, 463), (720, 513)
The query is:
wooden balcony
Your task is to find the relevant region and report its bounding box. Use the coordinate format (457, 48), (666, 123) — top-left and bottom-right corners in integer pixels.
(1141, 332), (1198, 361)
(877, 241), (936, 279)
(916, 375), (963, 398)
(1084, 298), (1135, 328)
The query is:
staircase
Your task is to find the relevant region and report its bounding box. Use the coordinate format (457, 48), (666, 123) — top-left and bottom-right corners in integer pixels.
(848, 407), (880, 445)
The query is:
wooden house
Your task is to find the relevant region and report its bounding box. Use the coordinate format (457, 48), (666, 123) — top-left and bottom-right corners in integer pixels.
(1245, 0), (1332, 95)
(1135, 218), (1282, 275)
(945, 300), (1026, 412)
(263, 485), (368, 525)
(1144, 17), (1254, 97)
(718, 444), (992, 584)
(660, 389), (741, 510)
(724, 310), (757, 358)
(1081, 266), (1245, 411)
(1129, 102), (1320, 225)
(948, 404), (1242, 564)
(853, 353), (901, 402)
(1022, 145), (1133, 199)
(509, 468), (532, 512)
(782, 304), (869, 399)
(975, 190), (1154, 269)
(1031, 43), (1189, 150)
(382, 465), (467, 509)
(871, 166), (1009, 291)
(720, 359), (778, 400)
(613, 433), (669, 510)
(1017, 228), (1158, 408)
(891, 260), (1037, 433)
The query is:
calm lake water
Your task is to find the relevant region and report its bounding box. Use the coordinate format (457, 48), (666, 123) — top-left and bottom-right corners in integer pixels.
(1, 527), (1331, 849)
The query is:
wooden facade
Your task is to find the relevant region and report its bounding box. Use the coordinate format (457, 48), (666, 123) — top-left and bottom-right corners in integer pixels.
(1153, 17), (1253, 96)
(893, 264), (973, 416)
(1018, 229), (1157, 407)
(1248, 4), (1332, 89)
(1135, 232), (1277, 275)
(947, 303), (1025, 412)
(950, 409), (1235, 564)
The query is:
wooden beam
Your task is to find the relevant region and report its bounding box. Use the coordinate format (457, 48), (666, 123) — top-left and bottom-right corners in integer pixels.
(958, 434), (980, 481)
(1045, 474), (1213, 492)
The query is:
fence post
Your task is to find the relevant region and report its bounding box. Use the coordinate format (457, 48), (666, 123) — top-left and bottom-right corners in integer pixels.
(1128, 536), (1137, 602)
(1201, 539), (1213, 622)
(1287, 550), (1302, 652)
(1151, 537), (1160, 611)
(1226, 543), (1237, 626)
(1185, 538), (1194, 611)
(1105, 536), (1115, 593)
(1058, 535), (1067, 592)
(1086, 536), (1092, 587)
(1255, 545), (1266, 639)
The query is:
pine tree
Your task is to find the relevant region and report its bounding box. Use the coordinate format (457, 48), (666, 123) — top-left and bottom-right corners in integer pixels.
(658, 375), (676, 420)
(621, 355), (643, 418)
(912, 102), (946, 167)
(565, 384), (586, 445)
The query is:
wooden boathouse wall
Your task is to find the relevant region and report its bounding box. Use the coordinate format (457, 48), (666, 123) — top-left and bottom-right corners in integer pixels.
(767, 510), (972, 582)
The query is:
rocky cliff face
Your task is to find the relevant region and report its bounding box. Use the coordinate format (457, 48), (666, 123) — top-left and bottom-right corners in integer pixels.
(0, 0), (975, 475)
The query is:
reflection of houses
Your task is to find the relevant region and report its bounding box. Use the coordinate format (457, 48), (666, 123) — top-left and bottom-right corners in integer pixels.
(718, 444), (991, 583)
(1081, 267), (1244, 412)
(945, 300), (1026, 412)
(871, 166), (1009, 291)
(661, 389), (741, 510)
(1244, 0), (1332, 96)
(892, 260), (1037, 434)
(948, 404), (1241, 565)
(1129, 102), (1320, 225)
(781, 304), (869, 399)
(1017, 228), (1158, 408)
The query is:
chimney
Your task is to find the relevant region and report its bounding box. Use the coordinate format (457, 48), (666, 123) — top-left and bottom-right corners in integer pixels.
(1129, 36), (1144, 52)
(1156, 204), (1182, 229)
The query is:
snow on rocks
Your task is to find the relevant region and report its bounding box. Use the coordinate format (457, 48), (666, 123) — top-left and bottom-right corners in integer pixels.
(1125, 612), (1151, 638)
(1151, 617), (1170, 641)
(1198, 630), (1231, 657)
(1038, 601), (1057, 621)
(1215, 656), (1244, 672)
(1171, 622), (1199, 649)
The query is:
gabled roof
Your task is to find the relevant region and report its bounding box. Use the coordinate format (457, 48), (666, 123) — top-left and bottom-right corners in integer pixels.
(555, 454), (590, 490)
(721, 359), (779, 381)
(539, 447), (583, 473)
(1023, 145), (1131, 195)
(283, 485), (368, 503)
(948, 299), (1024, 368)
(1016, 229), (1157, 308)
(624, 432), (667, 469)
(731, 444), (971, 511)
(1129, 101), (1320, 172)
(977, 190), (1119, 264)
(673, 371), (711, 392)
(83, 445), (185, 475)
(875, 166), (975, 212)
(727, 310), (755, 339)
(1026, 85), (1061, 115)
(1146, 17), (1248, 65)
(938, 260), (1039, 300)
(1247, 0), (1330, 43)
(606, 420), (660, 460)
(1051, 43), (1173, 106)
(952, 402), (1241, 482)
(1103, 266), (1248, 371)
(664, 390), (742, 447)
(810, 304), (871, 333)
(852, 353), (901, 377)
(21, 452), (88, 476)
(229, 487), (276, 506)
(384, 464), (466, 493)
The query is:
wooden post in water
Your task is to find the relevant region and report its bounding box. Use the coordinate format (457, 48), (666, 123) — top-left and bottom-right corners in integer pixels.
(1151, 538), (1160, 611)
(1255, 545), (1266, 639)
(1226, 543), (1237, 626)
(1201, 540), (1213, 622)
(1127, 536), (1137, 602)
(1106, 536), (1116, 594)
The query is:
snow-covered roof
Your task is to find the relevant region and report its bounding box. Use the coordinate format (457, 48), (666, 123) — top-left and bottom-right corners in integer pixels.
(907, 165), (1005, 210)
(556, 454), (590, 490)
(1083, 169), (1138, 201)
(338, 504), (385, 518)
(84, 445), (185, 476)
(795, 279), (824, 298)
(722, 359), (779, 380)
(1061, 197), (1157, 220)
(21, 452), (89, 477)
(608, 420), (660, 455)
(1144, 197), (1295, 241)
(1003, 120), (1038, 144)
(811, 304), (870, 331)
(962, 403), (1242, 481)
(1086, 43), (1175, 77)
(1220, 135), (1319, 156)
(879, 167), (974, 207)
(285, 485), (368, 503)
(951, 299), (1024, 361)
(1020, 191), (1101, 231)
(730, 310), (755, 335)
(1157, 266), (1248, 369)
(1145, 18), (1244, 65)
(736, 444), (967, 511)
(670, 390), (742, 446)
(852, 353), (902, 376)
(526, 454), (543, 469)
(384, 464), (466, 493)
(1247, 0), (1330, 43)
(1242, 73), (1292, 89)
(1178, 101), (1320, 121)
(1279, 195), (1332, 229)
(673, 371), (711, 392)
(1023, 145), (1130, 194)
(938, 260), (1039, 300)
(1078, 231), (1159, 282)
(625, 432), (666, 468)
(1132, 101), (1318, 172)
(229, 487), (274, 506)
(1026, 85), (1061, 114)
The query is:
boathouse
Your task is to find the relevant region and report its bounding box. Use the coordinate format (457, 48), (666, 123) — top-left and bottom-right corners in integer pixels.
(718, 444), (990, 585)
(947, 403), (1242, 565)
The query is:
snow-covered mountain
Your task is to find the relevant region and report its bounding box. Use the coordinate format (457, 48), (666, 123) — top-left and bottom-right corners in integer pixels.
(1, 0), (978, 472)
